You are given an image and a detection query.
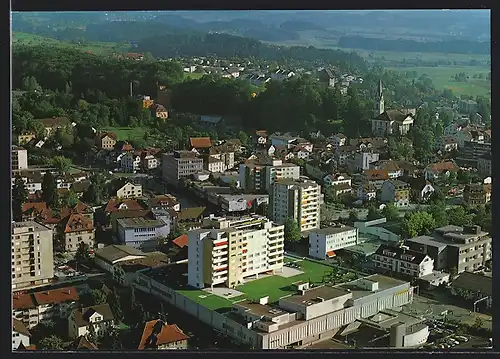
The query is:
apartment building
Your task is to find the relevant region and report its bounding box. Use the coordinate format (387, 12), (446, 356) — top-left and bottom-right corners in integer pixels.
(59, 214), (95, 253)
(270, 178), (322, 232)
(12, 221), (54, 290)
(162, 151), (204, 181)
(405, 225), (491, 274)
(477, 154), (491, 177)
(116, 181), (143, 199)
(187, 215), (285, 289)
(239, 156), (300, 193)
(12, 146), (28, 171)
(308, 226), (358, 259)
(372, 244), (434, 278)
(116, 210), (171, 251)
(347, 150), (380, 172)
(463, 183), (491, 207)
(455, 141), (491, 169)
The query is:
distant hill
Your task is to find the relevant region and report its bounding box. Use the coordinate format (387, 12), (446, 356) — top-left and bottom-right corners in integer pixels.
(280, 20), (324, 32)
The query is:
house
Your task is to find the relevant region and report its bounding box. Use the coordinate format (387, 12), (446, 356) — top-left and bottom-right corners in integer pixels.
(348, 150), (380, 172)
(269, 133), (297, 148)
(291, 146), (310, 160)
(371, 110), (414, 136)
(12, 319), (31, 351)
(37, 116), (72, 137)
(104, 199), (147, 221)
(71, 181), (91, 198)
(17, 132), (36, 145)
(458, 99), (477, 114)
(59, 214), (95, 253)
(114, 141), (134, 153)
(94, 245), (148, 274)
(328, 133), (347, 149)
(308, 226), (358, 259)
(318, 67), (336, 87)
(380, 180), (410, 207)
(116, 181), (143, 199)
(424, 161), (459, 181)
(172, 234), (188, 249)
(151, 104), (169, 120)
(68, 304), (116, 339)
(199, 115), (223, 127)
(404, 176), (435, 202)
(138, 320), (189, 350)
(372, 244), (434, 278)
(72, 335), (99, 350)
(140, 95), (154, 109)
(444, 123), (463, 136)
(141, 151), (161, 171)
(190, 137), (212, 151)
(202, 144), (235, 173)
(323, 173), (351, 188)
(149, 194), (181, 212)
(438, 136), (459, 153)
(14, 171), (43, 194)
(95, 132), (117, 150)
(225, 68), (240, 78)
(463, 183), (491, 207)
(349, 137), (388, 152)
(356, 183), (377, 202)
(368, 160), (402, 179)
(450, 272), (492, 310)
(362, 169), (390, 190)
(120, 152), (142, 172)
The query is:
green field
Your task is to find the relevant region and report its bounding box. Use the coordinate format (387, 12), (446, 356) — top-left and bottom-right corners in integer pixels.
(12, 32), (131, 55)
(176, 257), (353, 310)
(101, 126), (146, 141)
(387, 66), (491, 97)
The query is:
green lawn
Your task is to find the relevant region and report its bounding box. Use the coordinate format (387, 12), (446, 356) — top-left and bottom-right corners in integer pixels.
(12, 32), (131, 55)
(101, 126), (146, 141)
(387, 66), (491, 97)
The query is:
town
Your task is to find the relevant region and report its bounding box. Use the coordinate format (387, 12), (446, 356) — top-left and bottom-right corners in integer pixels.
(11, 13), (492, 352)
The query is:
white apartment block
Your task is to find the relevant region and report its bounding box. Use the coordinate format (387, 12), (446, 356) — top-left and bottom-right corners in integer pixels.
(308, 226), (358, 259)
(188, 215), (285, 289)
(270, 178), (322, 232)
(12, 221), (54, 290)
(12, 146), (28, 171)
(372, 245), (434, 278)
(239, 158), (300, 193)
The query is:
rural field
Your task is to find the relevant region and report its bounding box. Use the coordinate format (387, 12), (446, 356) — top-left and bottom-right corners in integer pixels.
(12, 32), (131, 55)
(101, 126), (146, 141)
(387, 66), (491, 97)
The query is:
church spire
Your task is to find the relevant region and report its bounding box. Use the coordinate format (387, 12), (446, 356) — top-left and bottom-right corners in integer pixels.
(378, 78), (383, 100)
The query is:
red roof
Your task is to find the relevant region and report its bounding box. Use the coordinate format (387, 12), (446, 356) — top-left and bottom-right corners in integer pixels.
(22, 202), (47, 213)
(104, 198), (146, 214)
(172, 234), (188, 249)
(33, 286), (79, 305)
(138, 320), (189, 350)
(61, 213), (94, 234)
(326, 251), (336, 258)
(13, 293), (36, 310)
(189, 137), (212, 149)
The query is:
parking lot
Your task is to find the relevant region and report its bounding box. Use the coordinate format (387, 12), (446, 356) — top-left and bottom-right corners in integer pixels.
(424, 319), (492, 350)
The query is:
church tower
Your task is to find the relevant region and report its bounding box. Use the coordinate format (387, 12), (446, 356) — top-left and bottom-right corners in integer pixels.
(375, 78), (385, 116)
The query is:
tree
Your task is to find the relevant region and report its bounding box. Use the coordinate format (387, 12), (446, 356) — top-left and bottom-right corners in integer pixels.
(39, 335), (65, 350)
(108, 288), (123, 321)
(429, 201), (448, 227)
(283, 217), (301, 248)
(237, 131), (249, 147)
(367, 205), (381, 221)
(449, 266), (458, 279)
(83, 174), (107, 205)
(102, 329), (123, 350)
(41, 172), (58, 208)
(75, 242), (91, 266)
(159, 302), (168, 322)
(348, 210), (359, 223)
(60, 190), (79, 208)
(447, 206), (473, 226)
(21, 76), (42, 92)
(87, 320), (98, 343)
(12, 175), (28, 221)
(50, 155), (72, 172)
(402, 211), (436, 238)
(381, 203), (399, 221)
(472, 317), (484, 330)
(91, 289), (108, 305)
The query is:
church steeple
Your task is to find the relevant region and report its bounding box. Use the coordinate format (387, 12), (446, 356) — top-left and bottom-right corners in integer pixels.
(378, 78), (383, 100)
(375, 78), (385, 115)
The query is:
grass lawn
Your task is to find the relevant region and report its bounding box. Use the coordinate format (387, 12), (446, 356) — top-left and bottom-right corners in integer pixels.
(12, 32), (131, 55)
(387, 66), (491, 97)
(184, 72), (205, 80)
(101, 126), (146, 141)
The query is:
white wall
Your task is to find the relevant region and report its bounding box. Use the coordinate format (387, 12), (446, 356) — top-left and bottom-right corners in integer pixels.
(403, 326), (429, 347)
(12, 331), (30, 350)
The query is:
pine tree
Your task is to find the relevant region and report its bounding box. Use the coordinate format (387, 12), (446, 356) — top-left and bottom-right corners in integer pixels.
(41, 172), (58, 208)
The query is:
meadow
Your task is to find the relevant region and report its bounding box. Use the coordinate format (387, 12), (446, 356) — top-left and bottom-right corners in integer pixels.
(101, 126), (146, 141)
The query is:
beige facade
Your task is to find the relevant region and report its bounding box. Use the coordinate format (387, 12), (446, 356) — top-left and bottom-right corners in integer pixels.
(270, 178), (322, 232)
(12, 146), (28, 171)
(11, 221), (54, 290)
(60, 214), (96, 253)
(97, 134), (117, 150)
(116, 182), (143, 199)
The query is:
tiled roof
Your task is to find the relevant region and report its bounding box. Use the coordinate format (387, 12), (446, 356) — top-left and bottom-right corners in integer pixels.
(22, 202), (47, 214)
(172, 234), (188, 248)
(99, 132), (117, 140)
(363, 169), (389, 181)
(74, 335), (99, 350)
(189, 137), (212, 149)
(33, 286), (79, 305)
(37, 116), (71, 128)
(138, 320), (189, 350)
(13, 318), (31, 337)
(12, 292), (37, 310)
(104, 198), (146, 213)
(60, 213), (94, 233)
(255, 130), (268, 137)
(426, 161), (458, 173)
(375, 244), (428, 265)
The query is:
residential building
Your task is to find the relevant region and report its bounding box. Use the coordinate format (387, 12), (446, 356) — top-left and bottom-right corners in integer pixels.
(438, 136), (459, 153)
(120, 152), (142, 172)
(269, 133), (297, 148)
(463, 183), (491, 207)
(141, 152), (161, 171)
(450, 272), (492, 310)
(138, 320), (189, 350)
(368, 160), (402, 179)
(323, 173), (351, 188)
(187, 215), (285, 289)
(17, 132), (36, 145)
(477, 154), (491, 177)
(199, 115), (223, 127)
(380, 180), (411, 207)
(356, 183), (377, 202)
(203, 144), (235, 173)
(162, 151), (204, 181)
(116, 181), (143, 199)
(404, 177), (435, 202)
(12, 319), (31, 350)
(13, 287), (80, 329)
(455, 141), (491, 169)
(348, 150), (380, 172)
(59, 214), (95, 253)
(372, 244), (434, 278)
(308, 226), (358, 259)
(95, 132), (117, 150)
(239, 156), (300, 193)
(318, 67), (336, 87)
(458, 99), (477, 114)
(12, 146), (28, 170)
(371, 110), (414, 136)
(13, 171), (43, 194)
(151, 104), (169, 119)
(72, 336), (98, 350)
(116, 214), (171, 251)
(190, 137), (212, 151)
(254, 130), (268, 147)
(149, 194), (181, 212)
(11, 221), (54, 290)
(270, 178), (322, 232)
(405, 225), (492, 274)
(424, 161), (459, 181)
(328, 133), (347, 150)
(37, 116), (72, 137)
(68, 304), (116, 339)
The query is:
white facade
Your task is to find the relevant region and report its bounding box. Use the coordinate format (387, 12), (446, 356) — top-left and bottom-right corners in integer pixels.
(68, 308), (115, 339)
(120, 153), (141, 172)
(116, 182), (143, 199)
(142, 155), (160, 170)
(271, 178), (322, 232)
(12, 328), (30, 350)
(117, 217), (171, 250)
(308, 227), (358, 259)
(12, 147), (28, 171)
(372, 248), (434, 278)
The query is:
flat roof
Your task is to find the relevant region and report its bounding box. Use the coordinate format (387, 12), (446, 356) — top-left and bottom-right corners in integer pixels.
(12, 221), (51, 232)
(419, 271), (450, 282)
(235, 300), (287, 318)
(117, 217), (165, 228)
(281, 285), (351, 306)
(336, 274), (408, 301)
(311, 226), (356, 236)
(405, 235), (449, 248)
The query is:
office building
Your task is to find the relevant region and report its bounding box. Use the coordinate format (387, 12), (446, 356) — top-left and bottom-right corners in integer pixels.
(116, 211), (171, 251)
(405, 225), (491, 274)
(308, 226), (358, 259)
(12, 146), (28, 171)
(12, 221), (54, 290)
(187, 215), (285, 289)
(270, 178), (322, 232)
(162, 151), (204, 181)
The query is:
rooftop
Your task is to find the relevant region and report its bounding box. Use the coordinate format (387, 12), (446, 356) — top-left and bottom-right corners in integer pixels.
(451, 272), (492, 297)
(94, 244), (147, 263)
(336, 274), (408, 301)
(281, 285), (351, 306)
(235, 300), (287, 318)
(310, 226), (356, 236)
(138, 320), (189, 350)
(117, 217), (166, 229)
